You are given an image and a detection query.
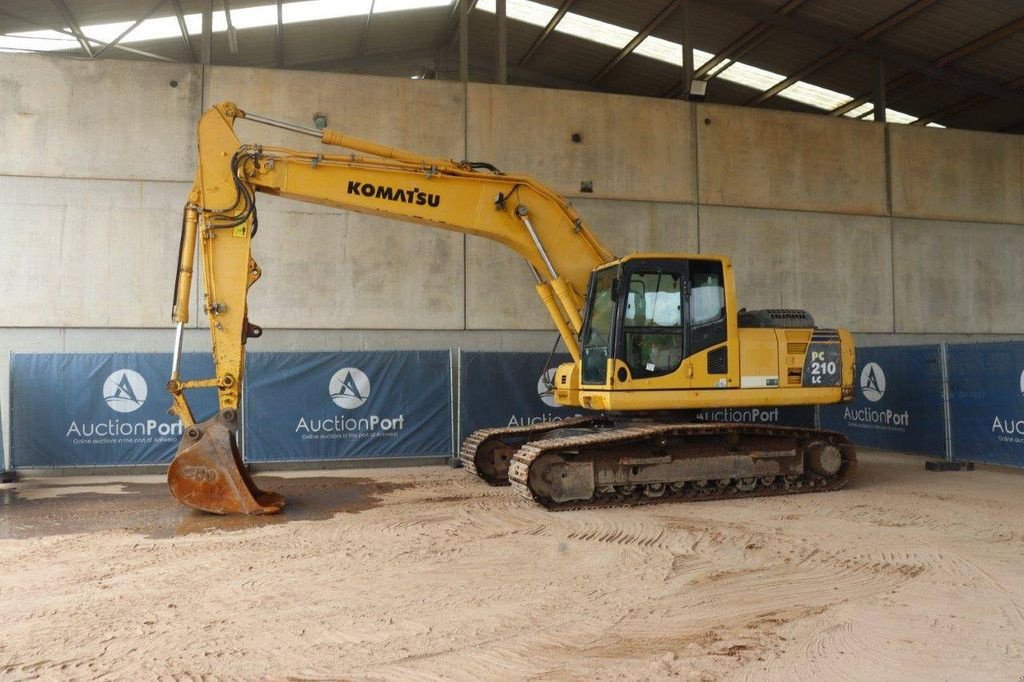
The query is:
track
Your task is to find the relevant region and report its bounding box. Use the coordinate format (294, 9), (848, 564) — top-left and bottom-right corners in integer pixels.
(459, 415), (611, 484)
(464, 420), (854, 510)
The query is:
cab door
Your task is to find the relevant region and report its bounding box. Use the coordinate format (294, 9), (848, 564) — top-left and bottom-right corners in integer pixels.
(613, 260), (688, 389)
(685, 258), (731, 389)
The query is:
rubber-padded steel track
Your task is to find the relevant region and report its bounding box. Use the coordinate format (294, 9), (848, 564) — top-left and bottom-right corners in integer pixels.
(507, 422), (856, 510)
(459, 416), (609, 485)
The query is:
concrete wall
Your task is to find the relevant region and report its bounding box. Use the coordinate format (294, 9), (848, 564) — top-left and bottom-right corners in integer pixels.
(2, 52), (1023, 464)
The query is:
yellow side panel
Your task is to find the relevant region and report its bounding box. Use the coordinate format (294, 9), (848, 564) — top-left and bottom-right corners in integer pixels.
(736, 328), (780, 388)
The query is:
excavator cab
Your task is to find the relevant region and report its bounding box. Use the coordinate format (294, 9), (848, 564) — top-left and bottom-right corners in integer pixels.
(578, 255), (730, 390)
(566, 253), (854, 414)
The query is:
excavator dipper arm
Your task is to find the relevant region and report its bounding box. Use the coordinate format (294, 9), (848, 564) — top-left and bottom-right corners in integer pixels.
(166, 102), (614, 514)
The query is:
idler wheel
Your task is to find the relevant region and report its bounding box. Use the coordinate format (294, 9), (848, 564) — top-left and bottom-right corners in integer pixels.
(805, 441), (843, 476)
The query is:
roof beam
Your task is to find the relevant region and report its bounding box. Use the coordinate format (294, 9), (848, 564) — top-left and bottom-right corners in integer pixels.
(519, 0), (574, 65)
(438, 0), (478, 50)
(937, 15), (1024, 65)
(0, 7), (174, 62)
(170, 0), (195, 62)
(912, 74), (1024, 126)
(696, 0), (805, 79)
(358, 0), (376, 56)
(91, 0), (170, 59)
(590, 0), (681, 85)
(697, 0), (1024, 110)
(663, 0), (806, 99)
(830, 14), (1024, 117)
(49, 0), (93, 57)
(748, 0), (937, 105)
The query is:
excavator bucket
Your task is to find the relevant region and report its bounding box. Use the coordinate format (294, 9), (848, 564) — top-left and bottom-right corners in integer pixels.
(167, 409), (284, 515)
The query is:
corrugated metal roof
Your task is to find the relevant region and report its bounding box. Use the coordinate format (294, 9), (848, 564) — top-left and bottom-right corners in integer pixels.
(0, 0), (1020, 134)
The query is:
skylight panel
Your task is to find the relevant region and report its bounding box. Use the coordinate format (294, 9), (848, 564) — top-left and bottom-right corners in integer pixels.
(0, 32), (79, 53)
(883, 109), (916, 124)
(843, 102), (875, 119)
(374, 0), (451, 13)
(554, 13), (636, 50)
(0, 0), (449, 55)
(476, 0), (554, 28)
(479, 0), (637, 50)
(716, 61), (787, 93)
(775, 81), (852, 111)
(634, 35), (714, 71)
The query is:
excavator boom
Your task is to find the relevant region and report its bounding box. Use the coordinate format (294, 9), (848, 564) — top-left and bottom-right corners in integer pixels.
(167, 102), (613, 514)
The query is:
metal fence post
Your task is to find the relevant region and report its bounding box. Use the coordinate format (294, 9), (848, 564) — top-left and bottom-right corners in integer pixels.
(449, 348), (461, 468)
(939, 342), (953, 462)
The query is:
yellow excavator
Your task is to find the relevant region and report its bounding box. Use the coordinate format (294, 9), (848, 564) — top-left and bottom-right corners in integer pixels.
(167, 101), (857, 514)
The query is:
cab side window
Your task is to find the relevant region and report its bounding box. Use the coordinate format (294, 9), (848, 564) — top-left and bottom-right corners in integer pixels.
(690, 260), (727, 354)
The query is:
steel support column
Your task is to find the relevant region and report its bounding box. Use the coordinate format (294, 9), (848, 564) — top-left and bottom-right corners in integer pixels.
(682, 0), (693, 96)
(496, 0), (508, 84)
(458, 0), (469, 82)
(874, 58), (886, 122)
(200, 0), (212, 65)
(275, 1), (283, 67)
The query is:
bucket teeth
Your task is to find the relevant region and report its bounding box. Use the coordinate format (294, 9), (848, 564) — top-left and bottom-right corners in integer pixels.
(167, 412), (284, 515)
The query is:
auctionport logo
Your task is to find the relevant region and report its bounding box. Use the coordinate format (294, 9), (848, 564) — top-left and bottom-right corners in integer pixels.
(103, 369), (147, 413)
(294, 366), (405, 439)
(860, 362), (886, 402)
(65, 367), (181, 444)
(845, 361), (908, 431)
(329, 367), (371, 409)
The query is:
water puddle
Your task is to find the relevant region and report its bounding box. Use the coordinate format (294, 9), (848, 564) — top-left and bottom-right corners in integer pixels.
(0, 476), (413, 540)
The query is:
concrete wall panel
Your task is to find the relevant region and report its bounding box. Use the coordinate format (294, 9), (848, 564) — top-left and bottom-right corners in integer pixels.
(467, 84), (694, 202)
(0, 54), (200, 181)
(696, 104), (887, 216)
(890, 126), (1024, 224)
(467, 199), (697, 329)
(699, 206), (893, 332)
(205, 66), (465, 159)
(0, 176), (191, 328)
(893, 218), (1024, 333)
(245, 194), (465, 329)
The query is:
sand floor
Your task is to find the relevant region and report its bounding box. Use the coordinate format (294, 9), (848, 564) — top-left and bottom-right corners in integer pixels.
(0, 451), (1022, 680)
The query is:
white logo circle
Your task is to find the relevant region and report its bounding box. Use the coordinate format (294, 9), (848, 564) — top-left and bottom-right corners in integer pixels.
(329, 367), (371, 409)
(860, 362), (886, 402)
(1019, 369), (1024, 396)
(103, 369), (148, 413)
(537, 368), (558, 408)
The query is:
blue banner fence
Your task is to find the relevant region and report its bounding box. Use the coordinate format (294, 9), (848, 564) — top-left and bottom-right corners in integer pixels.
(819, 345), (947, 457)
(244, 350), (453, 463)
(8, 344), (1024, 468)
(458, 351), (585, 445)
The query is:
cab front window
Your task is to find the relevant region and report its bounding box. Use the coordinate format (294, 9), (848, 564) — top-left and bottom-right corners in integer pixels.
(581, 268), (616, 384)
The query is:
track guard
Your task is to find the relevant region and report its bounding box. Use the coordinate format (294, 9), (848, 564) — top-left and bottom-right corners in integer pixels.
(167, 410), (284, 515)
